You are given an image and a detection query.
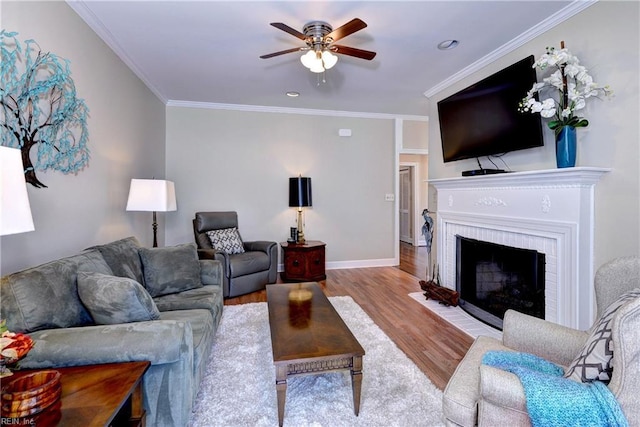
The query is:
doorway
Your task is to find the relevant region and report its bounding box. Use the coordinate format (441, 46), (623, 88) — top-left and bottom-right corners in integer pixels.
(399, 165), (414, 244)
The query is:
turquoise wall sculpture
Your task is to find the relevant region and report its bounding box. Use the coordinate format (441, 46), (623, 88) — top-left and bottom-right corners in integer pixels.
(0, 30), (90, 188)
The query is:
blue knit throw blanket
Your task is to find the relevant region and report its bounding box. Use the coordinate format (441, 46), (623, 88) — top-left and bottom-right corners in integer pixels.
(482, 351), (628, 427)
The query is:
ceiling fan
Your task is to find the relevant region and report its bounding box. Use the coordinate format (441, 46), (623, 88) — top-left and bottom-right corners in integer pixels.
(260, 18), (376, 73)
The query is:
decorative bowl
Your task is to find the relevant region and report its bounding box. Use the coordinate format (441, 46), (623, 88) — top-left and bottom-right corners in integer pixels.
(1, 370), (61, 417)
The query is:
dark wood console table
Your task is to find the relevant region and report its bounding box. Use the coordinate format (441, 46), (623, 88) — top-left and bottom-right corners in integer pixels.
(280, 240), (326, 282)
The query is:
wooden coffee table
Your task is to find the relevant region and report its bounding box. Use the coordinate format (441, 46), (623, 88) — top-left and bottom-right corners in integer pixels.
(1, 361), (150, 426)
(267, 282), (365, 426)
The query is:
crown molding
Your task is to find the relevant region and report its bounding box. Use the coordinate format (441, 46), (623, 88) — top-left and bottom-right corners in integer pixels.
(423, 0), (598, 98)
(66, 0), (168, 104)
(165, 100), (428, 121)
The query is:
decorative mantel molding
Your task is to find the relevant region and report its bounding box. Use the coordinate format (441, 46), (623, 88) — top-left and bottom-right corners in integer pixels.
(428, 167), (610, 330)
(428, 167), (611, 190)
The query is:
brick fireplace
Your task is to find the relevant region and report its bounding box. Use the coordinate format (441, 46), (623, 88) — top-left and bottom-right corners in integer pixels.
(430, 167), (609, 330)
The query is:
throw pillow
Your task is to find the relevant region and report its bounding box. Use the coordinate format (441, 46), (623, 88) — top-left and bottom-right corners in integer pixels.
(564, 288), (640, 383)
(77, 272), (160, 325)
(138, 243), (203, 297)
(206, 227), (245, 254)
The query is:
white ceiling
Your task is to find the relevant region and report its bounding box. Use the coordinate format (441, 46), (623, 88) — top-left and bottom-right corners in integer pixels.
(68, 1), (591, 116)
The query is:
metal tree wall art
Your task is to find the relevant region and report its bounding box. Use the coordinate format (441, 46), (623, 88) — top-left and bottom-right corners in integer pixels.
(0, 30), (90, 188)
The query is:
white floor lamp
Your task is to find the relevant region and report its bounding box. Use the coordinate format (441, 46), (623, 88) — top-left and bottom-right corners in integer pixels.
(126, 179), (177, 247)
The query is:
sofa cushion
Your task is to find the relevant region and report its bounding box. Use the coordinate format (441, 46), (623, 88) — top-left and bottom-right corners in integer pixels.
(88, 236), (145, 285)
(0, 250), (113, 333)
(138, 244), (203, 297)
(206, 227), (245, 254)
(77, 272), (160, 324)
(153, 285), (223, 319)
(564, 288), (640, 383)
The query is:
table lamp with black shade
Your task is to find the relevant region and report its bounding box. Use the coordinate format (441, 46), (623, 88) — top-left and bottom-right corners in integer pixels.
(289, 176), (312, 243)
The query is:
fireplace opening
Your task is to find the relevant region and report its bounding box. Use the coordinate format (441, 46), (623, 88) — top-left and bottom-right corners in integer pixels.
(456, 235), (545, 330)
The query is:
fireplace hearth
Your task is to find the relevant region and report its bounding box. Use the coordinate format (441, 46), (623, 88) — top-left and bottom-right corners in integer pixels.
(456, 235), (545, 330)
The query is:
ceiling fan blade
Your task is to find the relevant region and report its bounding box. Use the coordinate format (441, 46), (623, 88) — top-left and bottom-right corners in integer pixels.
(332, 45), (377, 60)
(326, 18), (367, 42)
(269, 22), (307, 41)
(260, 47), (303, 59)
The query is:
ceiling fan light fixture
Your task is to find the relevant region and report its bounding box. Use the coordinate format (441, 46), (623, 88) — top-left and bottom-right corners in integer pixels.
(301, 50), (326, 73)
(300, 49), (337, 73)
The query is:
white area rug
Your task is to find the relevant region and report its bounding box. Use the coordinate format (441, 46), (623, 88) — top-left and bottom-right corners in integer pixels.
(190, 296), (444, 426)
(408, 292), (502, 341)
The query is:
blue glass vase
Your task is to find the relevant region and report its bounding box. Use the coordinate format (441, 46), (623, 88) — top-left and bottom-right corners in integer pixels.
(556, 126), (577, 168)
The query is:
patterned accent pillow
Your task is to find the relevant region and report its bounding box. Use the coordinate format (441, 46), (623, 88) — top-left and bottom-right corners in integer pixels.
(206, 228), (245, 254)
(564, 288), (640, 383)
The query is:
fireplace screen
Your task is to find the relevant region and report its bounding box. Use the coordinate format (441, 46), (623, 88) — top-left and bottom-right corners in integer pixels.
(456, 235), (545, 330)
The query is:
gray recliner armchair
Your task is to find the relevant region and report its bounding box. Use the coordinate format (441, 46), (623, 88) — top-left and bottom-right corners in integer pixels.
(193, 211), (277, 298)
(443, 256), (640, 426)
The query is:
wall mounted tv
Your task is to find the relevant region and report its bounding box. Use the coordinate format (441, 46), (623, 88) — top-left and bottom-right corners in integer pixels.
(437, 55), (543, 175)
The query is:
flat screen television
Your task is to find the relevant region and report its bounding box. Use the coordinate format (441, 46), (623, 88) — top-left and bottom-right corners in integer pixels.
(437, 55), (543, 175)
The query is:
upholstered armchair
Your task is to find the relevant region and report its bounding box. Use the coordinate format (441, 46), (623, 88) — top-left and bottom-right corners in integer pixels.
(193, 211), (277, 298)
(443, 256), (640, 426)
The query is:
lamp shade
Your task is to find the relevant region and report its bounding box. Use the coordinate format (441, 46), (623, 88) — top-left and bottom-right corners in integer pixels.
(0, 146), (35, 236)
(126, 179), (177, 212)
(289, 177), (312, 208)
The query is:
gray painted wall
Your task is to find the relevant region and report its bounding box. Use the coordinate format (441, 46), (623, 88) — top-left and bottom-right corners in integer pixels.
(165, 107), (397, 266)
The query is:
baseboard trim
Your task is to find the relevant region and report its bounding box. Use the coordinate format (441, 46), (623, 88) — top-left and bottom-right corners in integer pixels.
(327, 258), (398, 270)
(278, 258), (397, 273)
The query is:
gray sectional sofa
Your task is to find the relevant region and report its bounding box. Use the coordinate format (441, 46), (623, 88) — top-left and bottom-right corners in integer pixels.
(0, 236), (223, 427)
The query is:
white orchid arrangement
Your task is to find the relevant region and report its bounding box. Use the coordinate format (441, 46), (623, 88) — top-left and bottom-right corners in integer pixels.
(519, 43), (613, 136)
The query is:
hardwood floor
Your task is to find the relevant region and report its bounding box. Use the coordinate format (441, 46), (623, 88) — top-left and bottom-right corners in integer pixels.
(398, 240), (430, 279)
(224, 242), (473, 390)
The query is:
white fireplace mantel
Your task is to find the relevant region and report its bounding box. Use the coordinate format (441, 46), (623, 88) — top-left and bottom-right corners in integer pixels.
(429, 167), (610, 330)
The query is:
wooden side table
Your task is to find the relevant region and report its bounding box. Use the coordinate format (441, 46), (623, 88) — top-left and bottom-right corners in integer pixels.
(280, 240), (326, 282)
(2, 361), (150, 426)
